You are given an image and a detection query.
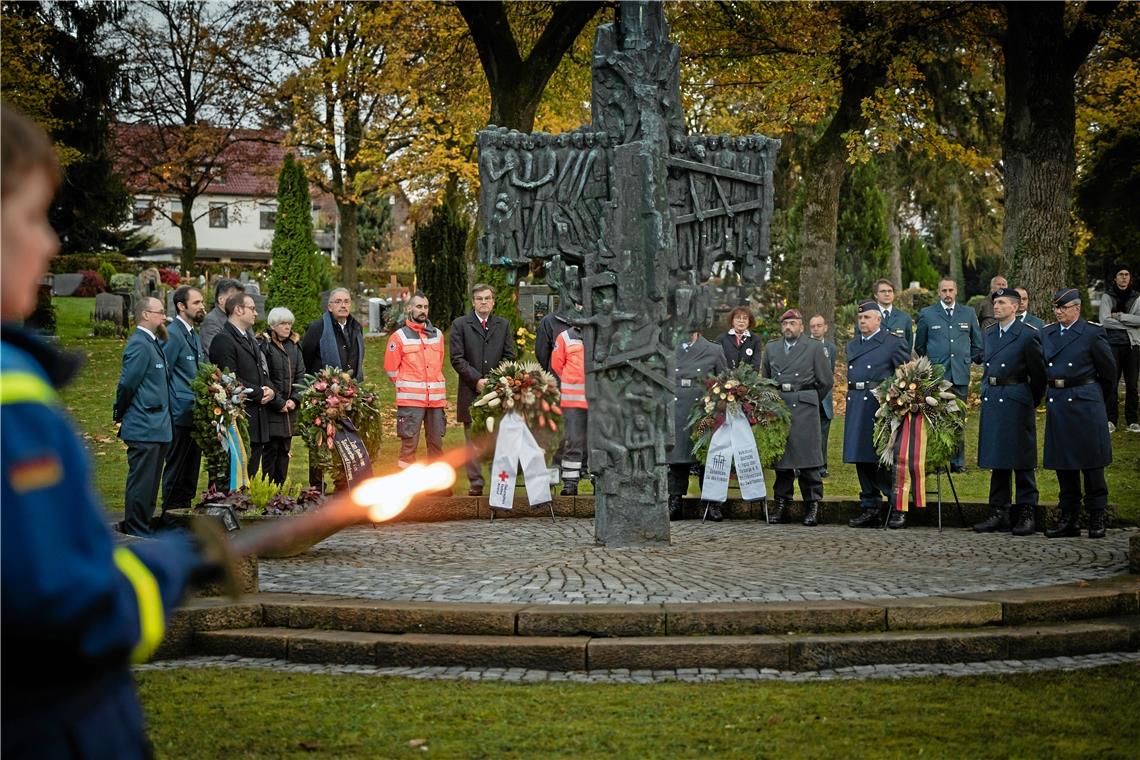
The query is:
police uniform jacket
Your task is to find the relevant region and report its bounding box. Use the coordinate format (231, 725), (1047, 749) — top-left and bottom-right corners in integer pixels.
(816, 337), (837, 420)
(761, 337), (832, 469)
(715, 330), (762, 371)
(668, 337), (727, 464)
(879, 307), (913, 346)
(209, 321), (273, 444)
(113, 327), (172, 444)
(1041, 319), (1115, 470)
(843, 330), (912, 463)
(450, 310), (517, 424)
(2, 325), (202, 758)
(977, 319), (1046, 470)
(161, 316), (205, 428)
(914, 302), (983, 386)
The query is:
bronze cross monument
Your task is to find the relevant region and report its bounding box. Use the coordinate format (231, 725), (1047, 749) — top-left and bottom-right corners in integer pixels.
(476, 0), (778, 546)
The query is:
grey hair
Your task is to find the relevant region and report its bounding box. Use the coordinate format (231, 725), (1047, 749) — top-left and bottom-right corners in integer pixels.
(328, 287), (351, 302)
(267, 306), (295, 326)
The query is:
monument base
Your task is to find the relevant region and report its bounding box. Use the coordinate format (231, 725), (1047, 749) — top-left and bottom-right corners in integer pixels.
(594, 470), (671, 546)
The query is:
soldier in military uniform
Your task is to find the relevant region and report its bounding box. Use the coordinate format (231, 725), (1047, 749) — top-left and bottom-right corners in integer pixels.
(844, 302), (912, 528)
(1041, 288), (1117, 539)
(973, 288), (1047, 535)
(914, 277), (983, 472)
(1014, 287), (1046, 331)
(668, 328), (728, 520)
(761, 309), (833, 526)
(809, 314), (837, 477)
(873, 278), (913, 347)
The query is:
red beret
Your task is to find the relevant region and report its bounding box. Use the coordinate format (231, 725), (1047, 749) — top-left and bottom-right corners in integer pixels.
(779, 308), (802, 322)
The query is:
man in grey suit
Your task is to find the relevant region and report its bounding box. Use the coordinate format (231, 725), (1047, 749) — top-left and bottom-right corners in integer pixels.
(809, 314), (837, 478)
(114, 297), (172, 535)
(160, 286), (206, 515)
(199, 278), (244, 356)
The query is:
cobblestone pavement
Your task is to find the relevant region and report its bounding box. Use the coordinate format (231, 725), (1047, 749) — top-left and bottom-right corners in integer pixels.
(137, 652), (1140, 683)
(260, 520), (1134, 603)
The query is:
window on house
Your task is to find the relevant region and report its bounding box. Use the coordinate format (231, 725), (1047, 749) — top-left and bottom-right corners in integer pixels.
(133, 199), (154, 225)
(259, 204), (276, 230)
(209, 203), (228, 228)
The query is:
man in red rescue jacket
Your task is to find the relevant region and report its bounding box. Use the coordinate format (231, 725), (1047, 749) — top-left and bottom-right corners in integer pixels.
(385, 291), (447, 472)
(551, 326), (587, 495)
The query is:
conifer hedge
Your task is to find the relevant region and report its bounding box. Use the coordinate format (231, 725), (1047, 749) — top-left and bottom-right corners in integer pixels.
(266, 154), (322, 330)
(412, 195), (468, 329)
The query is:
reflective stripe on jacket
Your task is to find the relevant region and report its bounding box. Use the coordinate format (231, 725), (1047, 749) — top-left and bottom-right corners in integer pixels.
(384, 320), (447, 408)
(551, 328), (587, 409)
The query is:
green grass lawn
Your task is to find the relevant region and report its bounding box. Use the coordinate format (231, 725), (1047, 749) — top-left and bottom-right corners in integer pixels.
(51, 296), (1140, 521)
(137, 665), (1140, 758)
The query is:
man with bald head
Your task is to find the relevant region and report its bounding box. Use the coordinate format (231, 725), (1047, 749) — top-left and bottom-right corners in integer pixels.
(114, 296), (173, 535)
(976, 274), (1009, 332)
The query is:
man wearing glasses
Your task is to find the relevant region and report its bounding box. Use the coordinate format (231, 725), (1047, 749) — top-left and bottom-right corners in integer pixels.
(872, 279), (913, 347)
(113, 297), (172, 535)
(209, 293), (276, 478)
(1041, 288), (1117, 539)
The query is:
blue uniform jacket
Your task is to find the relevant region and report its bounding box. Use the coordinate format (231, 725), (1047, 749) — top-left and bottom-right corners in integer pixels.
(161, 317), (205, 428)
(1041, 319), (1116, 470)
(1019, 313), (1046, 332)
(114, 328), (172, 443)
(977, 320), (1046, 470)
(1, 325), (201, 758)
(842, 331), (911, 463)
(880, 308), (913, 346)
(914, 303), (983, 387)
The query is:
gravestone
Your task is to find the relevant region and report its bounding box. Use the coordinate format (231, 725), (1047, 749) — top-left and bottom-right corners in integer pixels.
(136, 268), (161, 303)
(52, 273), (84, 297)
(476, 0), (778, 546)
(95, 292), (126, 326)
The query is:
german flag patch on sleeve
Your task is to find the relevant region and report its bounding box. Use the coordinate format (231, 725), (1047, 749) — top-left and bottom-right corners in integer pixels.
(9, 455), (64, 493)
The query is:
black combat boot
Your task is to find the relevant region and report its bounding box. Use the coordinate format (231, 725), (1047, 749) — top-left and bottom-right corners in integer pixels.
(705, 502), (723, 522)
(1044, 510), (1080, 538)
(973, 506), (1009, 533)
(668, 494), (683, 521)
(848, 506), (880, 528)
(1088, 511), (1106, 539)
(802, 501), (820, 526)
(1011, 504), (1035, 536)
(561, 480), (578, 497)
(887, 509), (907, 529)
(767, 498), (790, 524)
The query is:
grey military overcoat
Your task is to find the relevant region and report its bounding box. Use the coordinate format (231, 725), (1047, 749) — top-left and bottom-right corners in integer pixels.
(761, 338), (832, 469)
(668, 337), (728, 465)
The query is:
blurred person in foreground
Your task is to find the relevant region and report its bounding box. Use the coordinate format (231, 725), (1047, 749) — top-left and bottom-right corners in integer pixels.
(0, 102), (215, 758)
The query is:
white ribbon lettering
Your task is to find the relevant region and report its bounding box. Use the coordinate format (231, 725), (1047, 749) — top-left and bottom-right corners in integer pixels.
(701, 408), (767, 503)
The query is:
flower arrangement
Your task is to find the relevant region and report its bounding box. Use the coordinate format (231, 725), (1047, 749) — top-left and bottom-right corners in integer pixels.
(515, 326), (537, 358)
(688, 364), (791, 468)
(871, 356), (965, 471)
(190, 362), (251, 482)
(298, 367), (384, 479)
(470, 360), (561, 448)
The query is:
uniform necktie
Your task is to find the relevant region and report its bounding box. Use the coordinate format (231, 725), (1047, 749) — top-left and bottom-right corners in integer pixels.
(883, 309), (890, 320)
(945, 308), (953, 319)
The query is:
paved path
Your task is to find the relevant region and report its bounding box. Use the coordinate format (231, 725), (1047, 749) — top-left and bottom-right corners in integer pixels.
(260, 520), (1134, 604)
(138, 652), (1140, 683)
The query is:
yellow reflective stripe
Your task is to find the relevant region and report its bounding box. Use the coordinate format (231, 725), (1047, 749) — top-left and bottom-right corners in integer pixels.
(112, 547), (166, 663)
(0, 371), (57, 406)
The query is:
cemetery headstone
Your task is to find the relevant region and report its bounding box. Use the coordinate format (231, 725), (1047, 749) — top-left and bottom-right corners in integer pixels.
(95, 292), (126, 327)
(52, 273), (84, 297)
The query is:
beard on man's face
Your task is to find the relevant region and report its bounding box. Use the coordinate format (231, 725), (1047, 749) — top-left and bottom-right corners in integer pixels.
(154, 322), (168, 342)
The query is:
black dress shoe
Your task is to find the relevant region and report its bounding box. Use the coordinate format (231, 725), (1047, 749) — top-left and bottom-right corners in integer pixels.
(1011, 505), (1035, 536)
(887, 510), (907, 529)
(1088, 511), (1106, 539)
(705, 503), (723, 522)
(1045, 511), (1081, 538)
(848, 508), (880, 528)
(973, 506), (1009, 533)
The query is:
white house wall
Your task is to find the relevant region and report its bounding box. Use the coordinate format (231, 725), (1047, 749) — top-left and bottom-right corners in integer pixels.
(132, 194), (279, 259)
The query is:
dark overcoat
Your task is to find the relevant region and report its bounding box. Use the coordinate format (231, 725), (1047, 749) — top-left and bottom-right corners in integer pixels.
(114, 328), (172, 443)
(715, 330), (762, 371)
(816, 337), (837, 420)
(668, 337), (727, 464)
(209, 321), (272, 444)
(1041, 319), (1115, 470)
(914, 303), (983, 387)
(880, 308), (913, 346)
(977, 320), (1046, 470)
(761, 337), (832, 469)
(842, 331), (911, 463)
(260, 332), (304, 439)
(449, 310), (517, 424)
(160, 317), (205, 428)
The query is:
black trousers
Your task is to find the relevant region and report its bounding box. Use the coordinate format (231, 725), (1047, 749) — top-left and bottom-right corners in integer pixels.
(668, 464), (704, 497)
(1106, 342), (1138, 426)
(261, 436), (292, 485)
(124, 440), (168, 535)
(950, 384), (968, 468)
(161, 425), (201, 510)
(855, 461), (891, 508)
(820, 413), (831, 469)
(988, 468), (1038, 507)
(774, 467), (823, 502)
(248, 442), (264, 479)
(1056, 468), (1109, 513)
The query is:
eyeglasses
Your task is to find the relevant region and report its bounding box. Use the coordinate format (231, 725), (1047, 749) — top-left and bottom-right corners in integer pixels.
(143, 309), (166, 316)
(1052, 303), (1079, 311)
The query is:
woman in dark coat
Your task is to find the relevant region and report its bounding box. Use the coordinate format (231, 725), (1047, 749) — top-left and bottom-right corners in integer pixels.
(259, 307), (304, 484)
(716, 306), (762, 370)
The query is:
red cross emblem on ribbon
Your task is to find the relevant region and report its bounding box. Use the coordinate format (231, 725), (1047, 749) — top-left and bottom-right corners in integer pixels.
(498, 471), (509, 481)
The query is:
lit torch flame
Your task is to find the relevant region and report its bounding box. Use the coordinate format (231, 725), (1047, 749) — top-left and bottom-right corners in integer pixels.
(350, 461), (457, 523)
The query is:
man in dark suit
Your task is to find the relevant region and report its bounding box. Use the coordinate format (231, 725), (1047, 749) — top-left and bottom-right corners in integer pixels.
(208, 292), (275, 477)
(973, 288), (1047, 535)
(114, 297), (172, 535)
(199, 278), (243, 356)
(450, 282), (517, 496)
(873, 278), (913, 346)
(844, 301), (913, 528)
(915, 276), (984, 472)
(159, 286), (206, 514)
(1014, 287), (1046, 331)
(809, 313), (837, 477)
(1041, 288), (1117, 539)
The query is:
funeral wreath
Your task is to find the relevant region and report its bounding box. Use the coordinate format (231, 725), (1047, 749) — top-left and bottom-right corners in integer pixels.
(299, 367), (384, 480)
(470, 360), (561, 448)
(871, 356), (966, 471)
(689, 364), (791, 468)
(190, 362), (251, 483)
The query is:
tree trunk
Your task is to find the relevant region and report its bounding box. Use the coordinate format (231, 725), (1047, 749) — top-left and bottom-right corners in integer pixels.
(339, 201), (358, 290)
(886, 192), (902, 289)
(178, 193), (197, 273)
(1001, 2), (1114, 318)
(948, 182), (963, 291)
